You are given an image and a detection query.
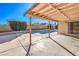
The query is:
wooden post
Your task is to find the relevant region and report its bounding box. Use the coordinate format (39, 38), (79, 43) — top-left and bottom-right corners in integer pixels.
(29, 17), (32, 46)
(48, 20), (51, 38)
(26, 17), (32, 56)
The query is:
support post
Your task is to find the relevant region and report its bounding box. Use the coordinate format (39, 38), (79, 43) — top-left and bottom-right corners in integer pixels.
(26, 17), (32, 56)
(48, 20), (51, 38)
(29, 16), (32, 48)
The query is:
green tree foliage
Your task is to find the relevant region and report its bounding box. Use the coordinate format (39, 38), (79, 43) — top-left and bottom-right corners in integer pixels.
(9, 21), (27, 31)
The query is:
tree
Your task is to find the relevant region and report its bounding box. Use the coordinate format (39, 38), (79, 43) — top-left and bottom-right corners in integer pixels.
(9, 20), (27, 31)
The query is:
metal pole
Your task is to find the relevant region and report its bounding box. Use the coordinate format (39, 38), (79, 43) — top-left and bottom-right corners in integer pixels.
(48, 20), (51, 38)
(26, 17), (32, 56)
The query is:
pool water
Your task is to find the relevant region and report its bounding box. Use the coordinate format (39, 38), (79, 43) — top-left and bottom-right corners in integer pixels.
(32, 30), (57, 34)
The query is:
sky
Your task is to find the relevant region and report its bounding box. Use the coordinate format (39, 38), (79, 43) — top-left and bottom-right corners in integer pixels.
(0, 3), (56, 25)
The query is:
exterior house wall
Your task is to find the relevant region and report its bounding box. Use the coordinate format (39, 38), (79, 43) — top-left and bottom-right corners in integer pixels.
(58, 22), (69, 34)
(69, 22), (79, 34)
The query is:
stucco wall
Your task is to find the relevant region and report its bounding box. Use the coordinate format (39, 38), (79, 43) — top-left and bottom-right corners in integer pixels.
(58, 22), (68, 34)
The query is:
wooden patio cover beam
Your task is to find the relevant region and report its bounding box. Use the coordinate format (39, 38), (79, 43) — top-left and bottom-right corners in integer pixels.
(48, 3), (71, 21)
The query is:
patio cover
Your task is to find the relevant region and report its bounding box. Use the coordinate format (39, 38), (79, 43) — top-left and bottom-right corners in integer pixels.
(25, 3), (79, 22)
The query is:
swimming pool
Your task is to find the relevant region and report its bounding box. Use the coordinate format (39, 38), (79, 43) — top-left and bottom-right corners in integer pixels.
(32, 30), (57, 34)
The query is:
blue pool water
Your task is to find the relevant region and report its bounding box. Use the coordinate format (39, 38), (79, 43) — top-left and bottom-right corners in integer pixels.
(32, 30), (57, 34)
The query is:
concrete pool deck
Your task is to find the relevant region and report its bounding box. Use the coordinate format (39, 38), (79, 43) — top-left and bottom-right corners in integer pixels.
(0, 32), (79, 56)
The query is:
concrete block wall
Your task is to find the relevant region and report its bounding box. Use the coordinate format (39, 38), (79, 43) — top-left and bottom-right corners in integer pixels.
(0, 24), (12, 32)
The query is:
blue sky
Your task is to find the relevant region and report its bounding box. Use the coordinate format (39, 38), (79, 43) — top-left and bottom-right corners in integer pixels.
(0, 3), (56, 25)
